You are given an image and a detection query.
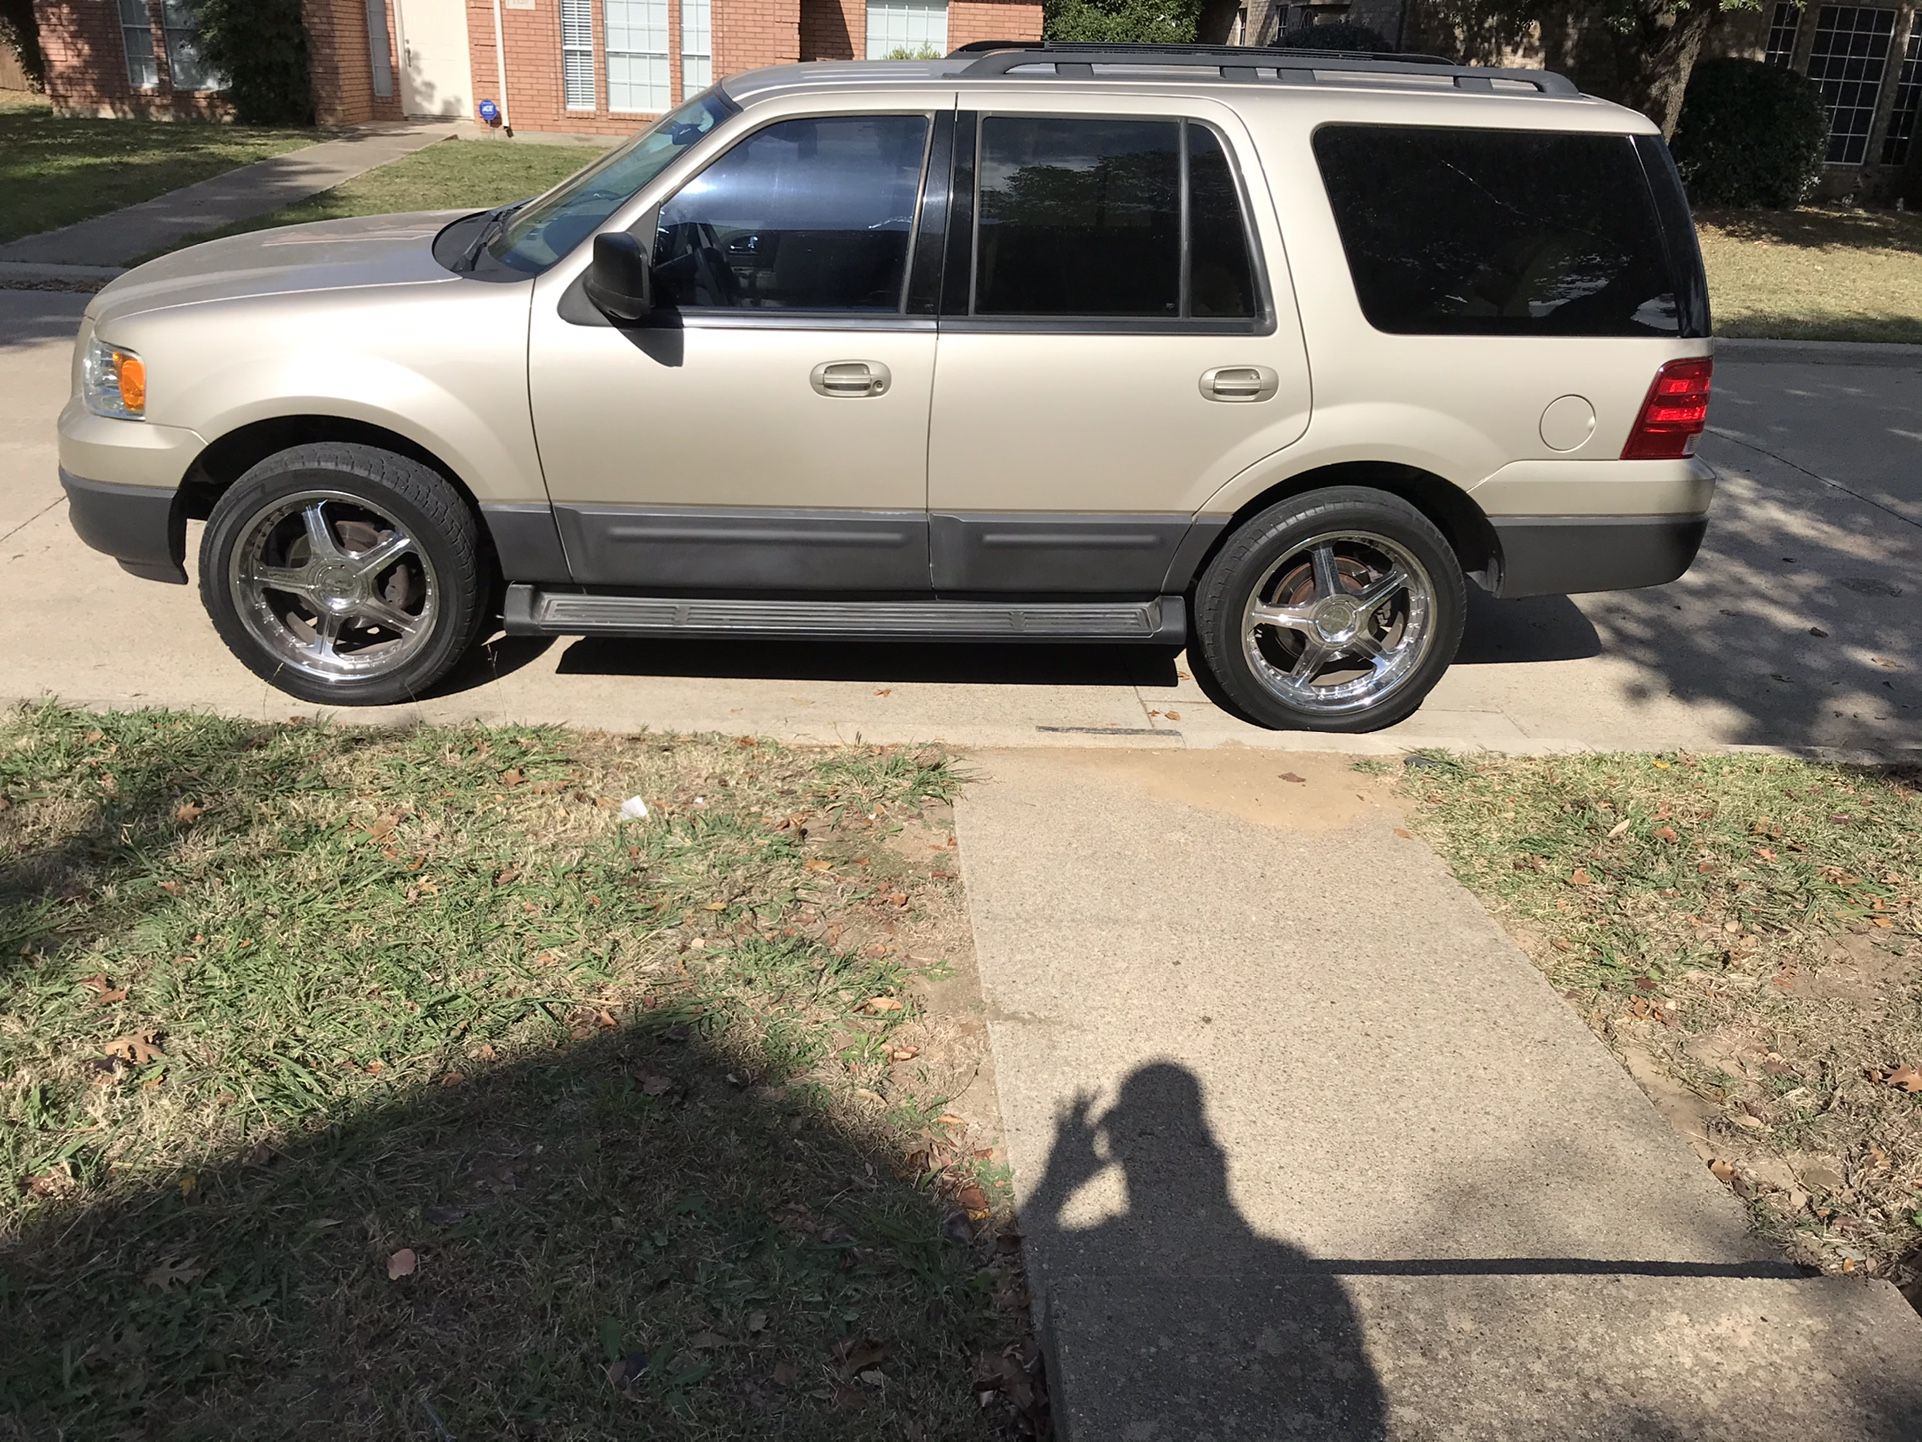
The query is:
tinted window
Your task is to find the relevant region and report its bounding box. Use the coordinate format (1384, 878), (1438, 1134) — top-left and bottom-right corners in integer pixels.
(975, 117), (1181, 317)
(1312, 125), (1680, 337)
(653, 114), (929, 311)
(1188, 125), (1257, 319)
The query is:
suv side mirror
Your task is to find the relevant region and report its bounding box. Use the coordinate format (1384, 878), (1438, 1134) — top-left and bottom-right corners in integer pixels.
(584, 232), (655, 322)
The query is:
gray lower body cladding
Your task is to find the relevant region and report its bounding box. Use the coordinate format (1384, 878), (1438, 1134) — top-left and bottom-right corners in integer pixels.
(497, 504), (1224, 595)
(60, 469), (187, 584)
(503, 586), (1188, 644)
(1490, 514), (1709, 599)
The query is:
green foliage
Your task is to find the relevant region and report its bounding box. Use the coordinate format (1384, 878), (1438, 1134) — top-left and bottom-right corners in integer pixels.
(1276, 20), (1395, 52)
(1043, 0), (1202, 46)
(883, 44), (943, 58)
(186, 0), (315, 126)
(0, 0), (45, 89)
(1671, 58), (1828, 209)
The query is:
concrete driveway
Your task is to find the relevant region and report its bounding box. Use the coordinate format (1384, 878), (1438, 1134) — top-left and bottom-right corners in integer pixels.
(2, 288), (1916, 754)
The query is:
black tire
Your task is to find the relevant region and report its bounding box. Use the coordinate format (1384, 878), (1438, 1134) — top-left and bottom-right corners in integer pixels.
(1192, 487), (1466, 733)
(198, 443), (490, 706)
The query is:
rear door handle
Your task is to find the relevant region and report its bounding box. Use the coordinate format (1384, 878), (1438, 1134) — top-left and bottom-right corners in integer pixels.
(811, 360), (890, 398)
(1200, 365), (1279, 403)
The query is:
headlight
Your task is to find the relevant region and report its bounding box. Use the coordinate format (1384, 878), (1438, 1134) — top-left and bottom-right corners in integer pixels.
(83, 338), (147, 420)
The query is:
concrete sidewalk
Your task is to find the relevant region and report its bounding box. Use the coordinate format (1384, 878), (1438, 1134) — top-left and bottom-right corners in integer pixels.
(955, 749), (1922, 1439)
(0, 121), (460, 268)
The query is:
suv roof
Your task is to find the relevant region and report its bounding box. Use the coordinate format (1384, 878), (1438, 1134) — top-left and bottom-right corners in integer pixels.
(723, 41), (1610, 113)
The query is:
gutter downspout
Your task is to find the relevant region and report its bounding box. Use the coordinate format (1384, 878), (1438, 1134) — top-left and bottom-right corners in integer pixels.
(491, 0), (513, 134)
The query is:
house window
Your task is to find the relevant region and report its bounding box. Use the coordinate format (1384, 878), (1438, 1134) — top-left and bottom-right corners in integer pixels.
(605, 0), (671, 112)
(366, 0), (394, 99)
(561, 0), (594, 110)
(1764, 1), (1800, 64)
(159, 0), (223, 90)
(119, 0), (157, 89)
(865, 0), (947, 59)
(1806, 4), (1898, 164)
(682, 0), (712, 93)
(1883, 27), (1922, 164)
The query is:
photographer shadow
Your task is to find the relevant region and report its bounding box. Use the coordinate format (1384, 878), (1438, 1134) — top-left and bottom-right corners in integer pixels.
(1024, 1063), (1386, 1440)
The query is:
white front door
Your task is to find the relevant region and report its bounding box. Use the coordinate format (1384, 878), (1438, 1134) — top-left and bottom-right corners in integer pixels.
(392, 0), (472, 117)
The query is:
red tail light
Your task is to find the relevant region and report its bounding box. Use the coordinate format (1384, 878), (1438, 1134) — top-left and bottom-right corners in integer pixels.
(1622, 357), (1712, 460)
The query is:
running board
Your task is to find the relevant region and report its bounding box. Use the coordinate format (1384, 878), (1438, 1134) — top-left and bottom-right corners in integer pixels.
(502, 586), (1186, 643)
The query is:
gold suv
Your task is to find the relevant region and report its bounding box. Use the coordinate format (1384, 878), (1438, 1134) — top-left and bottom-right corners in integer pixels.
(59, 42), (1714, 732)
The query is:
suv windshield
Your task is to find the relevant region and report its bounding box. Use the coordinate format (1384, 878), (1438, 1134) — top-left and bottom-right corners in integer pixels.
(487, 89), (737, 274)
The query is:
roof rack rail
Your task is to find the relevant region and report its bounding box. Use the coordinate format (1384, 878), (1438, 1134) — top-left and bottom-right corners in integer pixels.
(948, 41), (1581, 97)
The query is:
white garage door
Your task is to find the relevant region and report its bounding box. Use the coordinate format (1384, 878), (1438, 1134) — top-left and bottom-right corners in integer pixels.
(865, 0), (947, 59)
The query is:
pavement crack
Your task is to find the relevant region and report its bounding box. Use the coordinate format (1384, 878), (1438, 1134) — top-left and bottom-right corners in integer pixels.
(1707, 426), (1922, 533)
(0, 495), (62, 546)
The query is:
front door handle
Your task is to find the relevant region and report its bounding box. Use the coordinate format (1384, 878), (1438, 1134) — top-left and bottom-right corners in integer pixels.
(810, 360), (890, 398)
(1200, 365), (1279, 403)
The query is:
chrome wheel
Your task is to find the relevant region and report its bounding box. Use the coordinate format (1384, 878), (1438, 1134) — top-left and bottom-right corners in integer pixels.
(1241, 529), (1437, 717)
(228, 489), (439, 682)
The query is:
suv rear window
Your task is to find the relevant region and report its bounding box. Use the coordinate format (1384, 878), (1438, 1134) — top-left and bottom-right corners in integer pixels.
(1311, 124), (1681, 337)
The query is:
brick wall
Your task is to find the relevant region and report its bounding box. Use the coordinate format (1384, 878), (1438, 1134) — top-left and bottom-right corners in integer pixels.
(34, 0), (229, 118)
(457, 0), (1036, 136)
(798, 0), (859, 60)
(303, 0), (405, 126)
(947, 0), (1039, 51)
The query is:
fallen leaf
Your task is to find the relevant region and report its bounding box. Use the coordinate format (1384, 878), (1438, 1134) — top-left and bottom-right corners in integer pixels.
(1708, 1159), (1737, 1185)
(890, 1046), (919, 1062)
(386, 1248), (418, 1279)
(1569, 867), (1594, 886)
(1654, 826), (1678, 843)
(639, 1072), (674, 1096)
(500, 768), (524, 787)
(1279, 772), (1306, 784)
(1886, 1066), (1922, 1093)
(158, 879), (183, 895)
(688, 1330), (728, 1350)
(747, 1310), (768, 1333)
(1607, 818), (1631, 839)
(804, 858), (834, 873)
(102, 1031), (164, 1065)
(862, 996), (904, 1014)
(955, 1183), (990, 1212)
(143, 1257), (204, 1291)
(833, 1337), (888, 1372)
(365, 813), (399, 842)
(494, 867), (522, 886)
(1162, 710), (1181, 721)
(1393, 827), (1414, 841)
(1755, 847), (1778, 862)
(874, 687), (893, 697)
(173, 801), (206, 824)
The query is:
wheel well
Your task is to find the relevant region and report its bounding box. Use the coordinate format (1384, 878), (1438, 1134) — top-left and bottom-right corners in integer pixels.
(183, 417), (484, 524)
(181, 415), (500, 577)
(1209, 462), (1498, 588)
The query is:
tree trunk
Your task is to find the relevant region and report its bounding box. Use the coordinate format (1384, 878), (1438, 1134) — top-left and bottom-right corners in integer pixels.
(1541, 1), (1720, 137)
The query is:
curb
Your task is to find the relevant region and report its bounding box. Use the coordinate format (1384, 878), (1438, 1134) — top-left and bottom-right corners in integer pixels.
(0, 261), (124, 290)
(1716, 336), (1922, 367)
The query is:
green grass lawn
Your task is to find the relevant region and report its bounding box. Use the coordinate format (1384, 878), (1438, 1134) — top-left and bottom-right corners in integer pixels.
(0, 94), (319, 246)
(1699, 205), (1922, 344)
(0, 704), (1031, 1438)
(147, 136), (599, 260)
(1399, 752), (1922, 1300)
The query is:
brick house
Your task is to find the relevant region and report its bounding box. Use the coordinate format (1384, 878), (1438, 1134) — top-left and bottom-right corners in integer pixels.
(1248, 1), (1920, 195)
(32, 0), (1040, 133)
